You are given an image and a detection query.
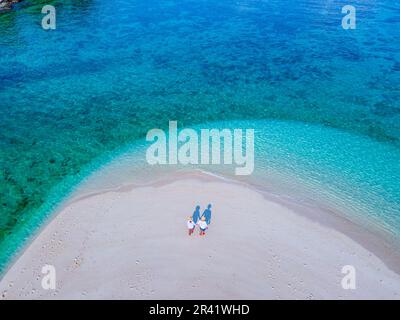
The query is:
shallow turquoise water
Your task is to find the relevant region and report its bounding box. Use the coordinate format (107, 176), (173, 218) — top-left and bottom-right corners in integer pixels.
(0, 0), (399, 271)
(79, 119), (400, 239)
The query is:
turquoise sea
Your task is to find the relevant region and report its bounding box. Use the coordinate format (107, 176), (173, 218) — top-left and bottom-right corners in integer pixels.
(0, 0), (399, 271)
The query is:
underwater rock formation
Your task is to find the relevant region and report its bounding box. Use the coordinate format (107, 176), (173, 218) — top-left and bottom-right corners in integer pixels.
(0, 0), (23, 11)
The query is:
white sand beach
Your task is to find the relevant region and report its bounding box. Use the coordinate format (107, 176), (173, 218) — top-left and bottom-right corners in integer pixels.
(1, 171), (400, 299)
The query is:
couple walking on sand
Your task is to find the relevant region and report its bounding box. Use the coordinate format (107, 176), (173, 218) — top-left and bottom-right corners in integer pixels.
(187, 204), (212, 236)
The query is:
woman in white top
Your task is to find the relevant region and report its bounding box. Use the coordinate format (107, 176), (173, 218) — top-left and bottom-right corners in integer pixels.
(198, 216), (208, 236)
(187, 216), (196, 236)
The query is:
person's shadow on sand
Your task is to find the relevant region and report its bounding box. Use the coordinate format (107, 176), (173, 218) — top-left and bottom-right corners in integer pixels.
(201, 204), (212, 225)
(192, 205), (201, 224)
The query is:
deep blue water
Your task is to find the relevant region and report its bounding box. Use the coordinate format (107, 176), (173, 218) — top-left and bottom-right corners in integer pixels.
(0, 0), (399, 270)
